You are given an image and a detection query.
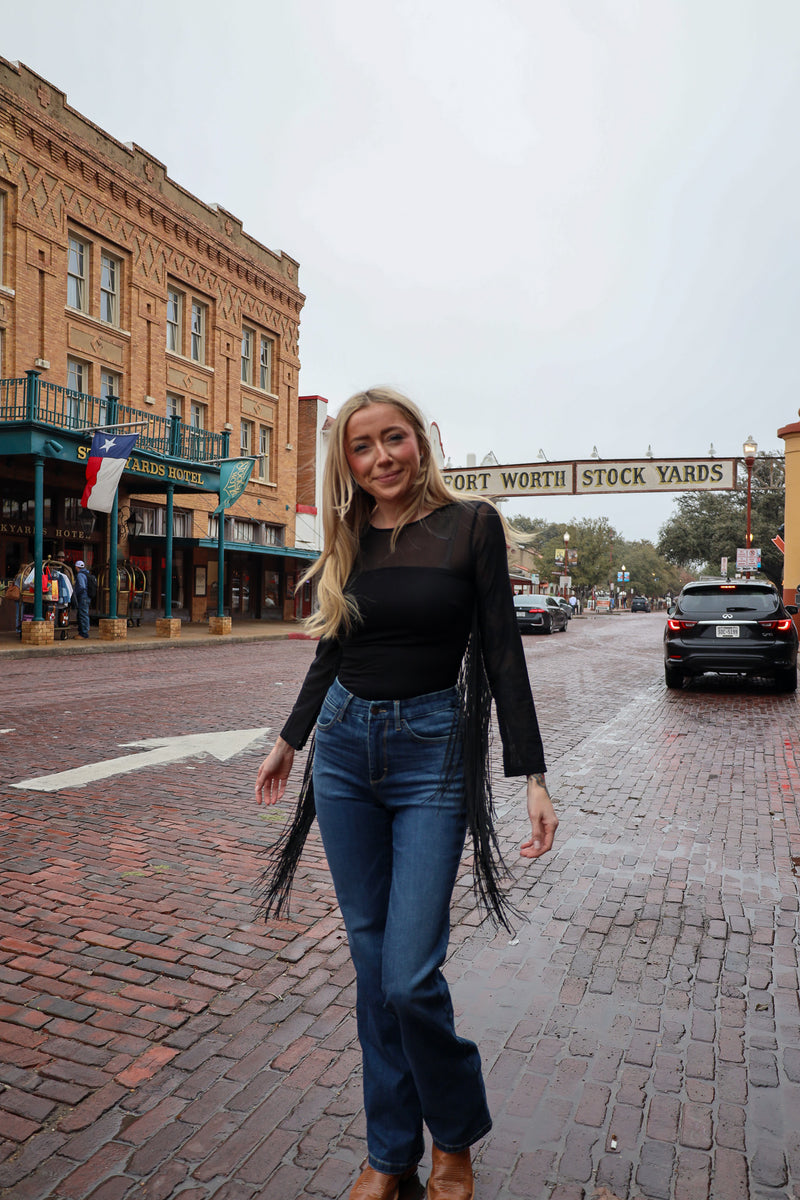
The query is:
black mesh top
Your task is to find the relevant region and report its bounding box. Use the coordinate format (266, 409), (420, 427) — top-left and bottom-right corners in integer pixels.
(280, 500), (546, 776)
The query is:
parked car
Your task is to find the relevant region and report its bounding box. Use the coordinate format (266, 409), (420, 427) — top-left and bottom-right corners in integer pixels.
(557, 598), (573, 620)
(663, 579), (798, 691)
(513, 593), (569, 634)
(631, 596), (650, 612)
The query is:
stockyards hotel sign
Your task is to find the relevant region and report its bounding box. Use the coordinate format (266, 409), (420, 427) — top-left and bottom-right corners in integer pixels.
(442, 458), (737, 498)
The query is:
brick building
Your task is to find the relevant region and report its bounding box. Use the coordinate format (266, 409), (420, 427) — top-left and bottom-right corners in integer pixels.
(0, 58), (315, 630)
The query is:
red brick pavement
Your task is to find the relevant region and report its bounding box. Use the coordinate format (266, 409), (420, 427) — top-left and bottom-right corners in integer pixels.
(0, 614), (799, 1198)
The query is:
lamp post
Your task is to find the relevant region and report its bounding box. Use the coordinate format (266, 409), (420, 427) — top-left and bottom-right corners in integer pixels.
(743, 435), (758, 577)
(563, 531), (570, 597)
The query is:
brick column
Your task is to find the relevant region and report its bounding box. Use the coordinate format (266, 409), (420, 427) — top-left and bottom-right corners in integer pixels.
(209, 615), (232, 635)
(22, 620), (55, 646)
(778, 418), (800, 606)
(99, 618), (128, 641)
(156, 618), (182, 638)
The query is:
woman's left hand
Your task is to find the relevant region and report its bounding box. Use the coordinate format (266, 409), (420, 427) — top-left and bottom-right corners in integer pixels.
(520, 773), (558, 859)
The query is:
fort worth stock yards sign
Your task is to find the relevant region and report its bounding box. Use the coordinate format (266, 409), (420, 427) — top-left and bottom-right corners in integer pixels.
(442, 458), (737, 498)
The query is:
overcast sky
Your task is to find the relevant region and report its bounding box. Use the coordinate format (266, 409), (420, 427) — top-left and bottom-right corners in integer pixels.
(4, 0), (799, 540)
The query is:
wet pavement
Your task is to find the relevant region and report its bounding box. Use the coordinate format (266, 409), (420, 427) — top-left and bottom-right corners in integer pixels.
(0, 612), (798, 1199)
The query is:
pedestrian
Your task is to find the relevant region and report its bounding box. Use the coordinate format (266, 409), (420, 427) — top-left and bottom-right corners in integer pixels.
(73, 560), (91, 639)
(255, 386), (558, 1200)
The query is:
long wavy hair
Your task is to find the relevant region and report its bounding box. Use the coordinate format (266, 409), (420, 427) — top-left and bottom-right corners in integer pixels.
(301, 386), (456, 639)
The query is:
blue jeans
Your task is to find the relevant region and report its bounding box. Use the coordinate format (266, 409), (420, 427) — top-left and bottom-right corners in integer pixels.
(76, 592), (90, 637)
(314, 678), (491, 1175)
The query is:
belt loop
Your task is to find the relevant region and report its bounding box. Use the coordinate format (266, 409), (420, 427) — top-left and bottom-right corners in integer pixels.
(394, 700), (402, 731)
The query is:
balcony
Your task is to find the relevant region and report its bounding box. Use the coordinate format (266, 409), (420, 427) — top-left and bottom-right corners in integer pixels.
(0, 374), (229, 464)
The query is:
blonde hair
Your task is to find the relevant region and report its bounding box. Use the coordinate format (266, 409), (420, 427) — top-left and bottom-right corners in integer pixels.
(301, 386), (456, 639)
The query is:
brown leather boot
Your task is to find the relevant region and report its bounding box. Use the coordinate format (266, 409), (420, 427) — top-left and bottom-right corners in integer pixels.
(350, 1164), (420, 1200)
(426, 1145), (474, 1199)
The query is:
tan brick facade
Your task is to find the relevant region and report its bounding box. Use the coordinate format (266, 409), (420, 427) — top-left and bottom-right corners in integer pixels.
(0, 58), (310, 624)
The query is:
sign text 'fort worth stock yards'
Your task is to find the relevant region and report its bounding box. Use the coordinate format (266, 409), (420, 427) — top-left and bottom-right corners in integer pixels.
(442, 458), (736, 498)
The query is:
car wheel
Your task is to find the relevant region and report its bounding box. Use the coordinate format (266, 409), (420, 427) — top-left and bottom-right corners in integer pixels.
(664, 664), (684, 689)
(560, 619), (568, 631)
(544, 617), (553, 634)
(775, 666), (797, 693)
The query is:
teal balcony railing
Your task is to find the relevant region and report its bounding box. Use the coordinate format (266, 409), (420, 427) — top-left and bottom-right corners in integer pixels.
(0, 374), (229, 464)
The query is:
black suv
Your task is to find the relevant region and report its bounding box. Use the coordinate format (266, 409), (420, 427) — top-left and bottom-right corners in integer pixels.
(664, 579), (798, 691)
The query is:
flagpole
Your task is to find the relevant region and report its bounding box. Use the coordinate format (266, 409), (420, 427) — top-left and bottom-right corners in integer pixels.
(109, 492), (119, 620)
(217, 507), (225, 618)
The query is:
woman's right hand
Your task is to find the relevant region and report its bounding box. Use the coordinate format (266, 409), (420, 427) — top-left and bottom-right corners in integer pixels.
(255, 736), (295, 806)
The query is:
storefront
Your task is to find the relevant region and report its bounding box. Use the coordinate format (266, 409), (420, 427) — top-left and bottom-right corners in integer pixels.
(0, 375), (316, 630)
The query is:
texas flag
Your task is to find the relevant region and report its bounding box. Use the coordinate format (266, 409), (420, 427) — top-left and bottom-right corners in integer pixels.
(81, 432), (139, 513)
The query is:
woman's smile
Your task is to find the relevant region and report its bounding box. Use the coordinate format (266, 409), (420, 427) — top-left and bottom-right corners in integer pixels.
(345, 403), (422, 524)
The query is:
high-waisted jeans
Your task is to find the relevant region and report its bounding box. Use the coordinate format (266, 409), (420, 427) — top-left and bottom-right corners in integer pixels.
(313, 677), (492, 1175)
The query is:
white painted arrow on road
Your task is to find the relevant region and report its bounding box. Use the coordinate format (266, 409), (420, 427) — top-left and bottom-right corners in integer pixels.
(12, 728), (271, 792)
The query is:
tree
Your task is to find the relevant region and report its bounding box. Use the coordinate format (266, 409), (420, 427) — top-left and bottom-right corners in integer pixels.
(507, 515), (681, 599)
(657, 453), (785, 587)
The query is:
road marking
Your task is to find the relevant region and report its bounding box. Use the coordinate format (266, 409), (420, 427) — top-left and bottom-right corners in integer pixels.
(12, 728), (271, 792)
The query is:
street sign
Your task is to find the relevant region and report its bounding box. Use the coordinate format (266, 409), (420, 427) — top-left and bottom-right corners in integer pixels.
(736, 548), (761, 570)
(772, 535), (785, 555)
(720, 556), (728, 575)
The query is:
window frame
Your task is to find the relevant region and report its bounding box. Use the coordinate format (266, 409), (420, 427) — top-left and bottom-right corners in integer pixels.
(241, 327), (254, 385)
(166, 393), (182, 420)
(190, 299), (206, 363)
(258, 424), (272, 482)
(100, 251), (120, 326)
(259, 334), (274, 392)
(167, 287), (183, 355)
(67, 234), (90, 313)
(241, 418), (253, 457)
(189, 401), (205, 430)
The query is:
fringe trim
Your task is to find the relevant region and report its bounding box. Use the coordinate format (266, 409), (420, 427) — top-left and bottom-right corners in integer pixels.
(457, 614), (519, 933)
(256, 733), (317, 921)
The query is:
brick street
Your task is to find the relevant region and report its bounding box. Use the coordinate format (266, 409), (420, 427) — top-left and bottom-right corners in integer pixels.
(1, 613), (799, 1199)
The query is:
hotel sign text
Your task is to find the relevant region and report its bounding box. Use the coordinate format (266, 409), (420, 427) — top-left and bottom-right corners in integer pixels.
(442, 459), (737, 498)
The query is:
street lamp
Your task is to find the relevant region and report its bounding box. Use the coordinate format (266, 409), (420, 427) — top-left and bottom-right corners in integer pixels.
(743, 435), (758, 577)
(621, 563), (626, 608)
(563, 531), (570, 598)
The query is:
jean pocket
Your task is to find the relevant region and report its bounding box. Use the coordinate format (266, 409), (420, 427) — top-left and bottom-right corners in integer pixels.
(316, 692), (348, 731)
(400, 706), (458, 744)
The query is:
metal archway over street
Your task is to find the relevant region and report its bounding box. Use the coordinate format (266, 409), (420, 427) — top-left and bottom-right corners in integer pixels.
(443, 457), (738, 498)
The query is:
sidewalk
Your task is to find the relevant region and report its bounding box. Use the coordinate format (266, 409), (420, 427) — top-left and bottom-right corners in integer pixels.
(0, 618), (311, 660)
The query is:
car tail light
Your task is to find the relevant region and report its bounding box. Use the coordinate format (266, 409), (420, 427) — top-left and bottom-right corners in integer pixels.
(667, 618), (697, 631)
(759, 618), (794, 632)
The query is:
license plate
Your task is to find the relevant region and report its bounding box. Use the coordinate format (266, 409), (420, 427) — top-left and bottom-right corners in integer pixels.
(716, 625), (740, 638)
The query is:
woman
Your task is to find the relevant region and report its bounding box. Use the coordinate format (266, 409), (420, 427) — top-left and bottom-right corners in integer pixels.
(255, 387), (557, 1200)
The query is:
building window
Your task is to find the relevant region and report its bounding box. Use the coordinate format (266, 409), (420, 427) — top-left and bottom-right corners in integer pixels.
(100, 370), (120, 425)
(264, 523), (284, 547)
(100, 252), (120, 325)
(66, 359), (87, 425)
(167, 284), (209, 363)
(67, 235), (89, 312)
(167, 288), (182, 353)
(241, 327), (253, 384)
(190, 401), (205, 429)
(190, 301), (206, 363)
(167, 393), (182, 420)
(241, 419), (253, 456)
(258, 425), (271, 481)
(259, 335), (274, 392)
(0, 192), (5, 289)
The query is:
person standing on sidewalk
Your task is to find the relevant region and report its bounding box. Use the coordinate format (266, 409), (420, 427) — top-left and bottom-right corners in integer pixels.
(73, 560), (91, 639)
(255, 387), (557, 1200)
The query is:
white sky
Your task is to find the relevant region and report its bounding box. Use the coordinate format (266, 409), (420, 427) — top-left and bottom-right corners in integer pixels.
(4, 0), (799, 540)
